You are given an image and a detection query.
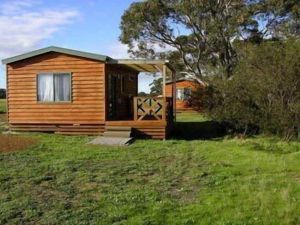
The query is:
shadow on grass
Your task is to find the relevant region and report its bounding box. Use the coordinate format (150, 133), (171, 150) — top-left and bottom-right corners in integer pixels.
(172, 121), (226, 140)
(0, 113), (7, 123)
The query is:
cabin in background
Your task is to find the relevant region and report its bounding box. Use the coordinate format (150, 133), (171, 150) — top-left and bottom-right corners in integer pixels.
(166, 78), (203, 112)
(2, 46), (176, 139)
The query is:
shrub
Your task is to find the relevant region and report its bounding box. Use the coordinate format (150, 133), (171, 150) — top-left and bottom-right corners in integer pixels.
(195, 40), (300, 140)
(0, 89), (6, 99)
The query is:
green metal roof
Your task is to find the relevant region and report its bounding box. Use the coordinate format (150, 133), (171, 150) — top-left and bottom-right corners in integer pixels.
(2, 46), (111, 64)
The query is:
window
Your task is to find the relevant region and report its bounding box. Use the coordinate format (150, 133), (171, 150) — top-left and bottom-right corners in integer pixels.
(177, 88), (184, 100)
(37, 73), (71, 102)
(176, 87), (192, 100)
(184, 88), (192, 99)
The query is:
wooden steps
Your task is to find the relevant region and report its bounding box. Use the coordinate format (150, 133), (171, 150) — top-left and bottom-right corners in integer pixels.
(103, 131), (131, 138)
(105, 126), (132, 131)
(103, 126), (132, 138)
(105, 121), (168, 139)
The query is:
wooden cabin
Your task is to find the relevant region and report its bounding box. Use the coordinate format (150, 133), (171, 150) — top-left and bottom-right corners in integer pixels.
(2, 46), (176, 139)
(165, 78), (202, 112)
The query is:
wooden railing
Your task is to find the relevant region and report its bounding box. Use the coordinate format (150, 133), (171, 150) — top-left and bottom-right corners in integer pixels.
(133, 97), (173, 121)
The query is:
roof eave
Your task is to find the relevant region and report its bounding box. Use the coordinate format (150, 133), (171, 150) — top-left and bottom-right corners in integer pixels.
(2, 46), (109, 64)
(107, 59), (175, 73)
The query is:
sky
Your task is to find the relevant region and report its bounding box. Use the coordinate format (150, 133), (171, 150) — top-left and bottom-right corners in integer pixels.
(0, 0), (155, 92)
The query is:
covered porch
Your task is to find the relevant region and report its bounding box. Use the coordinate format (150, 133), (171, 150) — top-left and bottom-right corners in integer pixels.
(106, 59), (176, 139)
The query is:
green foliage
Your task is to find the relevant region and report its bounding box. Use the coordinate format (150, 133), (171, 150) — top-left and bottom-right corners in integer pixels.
(120, 0), (300, 139)
(138, 91), (148, 97)
(197, 40), (300, 140)
(0, 89), (6, 99)
(0, 99), (6, 113)
(120, 0), (299, 78)
(150, 77), (162, 95)
(248, 0), (300, 38)
(0, 114), (299, 224)
(120, 0), (244, 78)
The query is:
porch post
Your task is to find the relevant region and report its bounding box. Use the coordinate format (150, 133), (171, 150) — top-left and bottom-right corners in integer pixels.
(133, 97), (138, 121)
(162, 64), (167, 121)
(162, 64), (166, 97)
(172, 70), (176, 122)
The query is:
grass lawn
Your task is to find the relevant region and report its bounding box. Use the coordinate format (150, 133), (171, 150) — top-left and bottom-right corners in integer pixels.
(0, 113), (299, 225)
(0, 99), (7, 132)
(0, 99), (6, 113)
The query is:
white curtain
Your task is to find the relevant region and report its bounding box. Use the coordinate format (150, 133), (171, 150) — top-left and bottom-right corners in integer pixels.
(54, 74), (71, 101)
(38, 74), (54, 102)
(177, 88), (184, 100)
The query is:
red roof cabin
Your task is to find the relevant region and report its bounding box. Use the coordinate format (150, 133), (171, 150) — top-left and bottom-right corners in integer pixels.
(166, 78), (203, 112)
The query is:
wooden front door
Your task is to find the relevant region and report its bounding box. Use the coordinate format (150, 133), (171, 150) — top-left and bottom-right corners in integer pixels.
(108, 75), (117, 120)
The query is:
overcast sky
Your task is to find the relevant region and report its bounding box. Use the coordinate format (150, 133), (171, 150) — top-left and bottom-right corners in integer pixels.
(0, 0), (154, 92)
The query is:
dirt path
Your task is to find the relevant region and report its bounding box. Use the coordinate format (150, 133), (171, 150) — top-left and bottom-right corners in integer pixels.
(0, 135), (38, 153)
(0, 113), (38, 153)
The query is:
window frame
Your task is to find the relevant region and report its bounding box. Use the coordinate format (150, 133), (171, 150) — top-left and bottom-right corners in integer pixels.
(36, 72), (72, 104)
(176, 87), (192, 101)
(176, 88), (184, 100)
(183, 87), (192, 99)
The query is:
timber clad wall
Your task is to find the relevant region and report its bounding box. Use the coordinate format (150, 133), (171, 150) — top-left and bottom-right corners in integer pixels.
(166, 80), (200, 111)
(7, 52), (105, 135)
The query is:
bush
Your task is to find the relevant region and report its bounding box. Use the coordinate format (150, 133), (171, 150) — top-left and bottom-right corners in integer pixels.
(195, 40), (300, 140)
(0, 89), (6, 99)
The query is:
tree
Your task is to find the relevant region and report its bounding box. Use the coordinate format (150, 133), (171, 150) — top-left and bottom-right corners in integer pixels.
(149, 77), (163, 95)
(120, 0), (299, 79)
(120, 0), (245, 79)
(138, 92), (148, 97)
(246, 0), (300, 39)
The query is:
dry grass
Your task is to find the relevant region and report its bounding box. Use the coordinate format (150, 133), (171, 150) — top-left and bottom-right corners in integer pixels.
(0, 101), (37, 153)
(0, 135), (38, 153)
(0, 99), (6, 113)
(0, 113), (7, 122)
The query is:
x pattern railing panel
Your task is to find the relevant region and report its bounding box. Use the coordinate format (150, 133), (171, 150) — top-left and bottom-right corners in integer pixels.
(134, 97), (165, 120)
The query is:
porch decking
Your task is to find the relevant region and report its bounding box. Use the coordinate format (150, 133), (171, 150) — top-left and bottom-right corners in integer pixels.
(105, 96), (174, 139)
(105, 120), (167, 126)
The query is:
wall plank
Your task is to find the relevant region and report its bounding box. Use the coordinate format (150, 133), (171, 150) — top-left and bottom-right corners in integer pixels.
(7, 52), (105, 126)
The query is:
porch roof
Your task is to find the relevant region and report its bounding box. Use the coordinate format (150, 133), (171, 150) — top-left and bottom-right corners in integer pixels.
(108, 59), (175, 76)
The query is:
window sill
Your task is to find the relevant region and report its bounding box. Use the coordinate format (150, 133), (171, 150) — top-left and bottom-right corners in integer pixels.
(37, 101), (72, 105)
